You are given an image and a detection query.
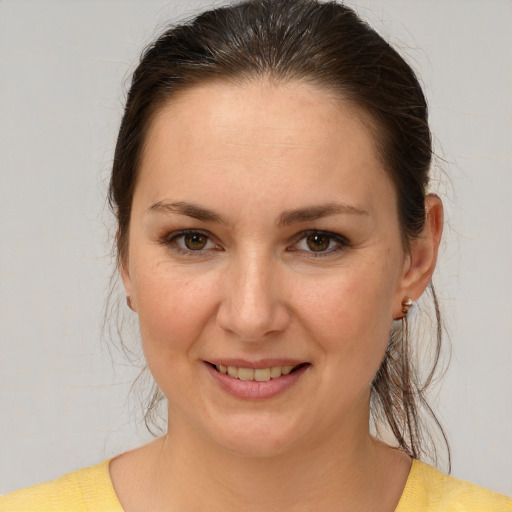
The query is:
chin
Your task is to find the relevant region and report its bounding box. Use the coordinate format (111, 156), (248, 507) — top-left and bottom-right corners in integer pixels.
(204, 412), (308, 458)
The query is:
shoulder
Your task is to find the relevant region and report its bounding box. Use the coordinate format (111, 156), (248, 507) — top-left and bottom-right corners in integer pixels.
(396, 460), (512, 512)
(0, 460), (123, 512)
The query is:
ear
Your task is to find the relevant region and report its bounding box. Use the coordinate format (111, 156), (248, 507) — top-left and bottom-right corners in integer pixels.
(394, 194), (443, 318)
(120, 259), (137, 312)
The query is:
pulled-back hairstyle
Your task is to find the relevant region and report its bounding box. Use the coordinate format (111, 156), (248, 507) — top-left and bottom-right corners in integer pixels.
(109, 0), (448, 465)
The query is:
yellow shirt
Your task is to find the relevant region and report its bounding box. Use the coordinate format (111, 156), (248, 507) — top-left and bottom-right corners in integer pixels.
(1, 459), (511, 511)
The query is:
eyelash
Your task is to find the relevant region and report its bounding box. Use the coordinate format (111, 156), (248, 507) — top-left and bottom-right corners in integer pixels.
(160, 229), (349, 257)
(288, 230), (349, 257)
(160, 229), (220, 256)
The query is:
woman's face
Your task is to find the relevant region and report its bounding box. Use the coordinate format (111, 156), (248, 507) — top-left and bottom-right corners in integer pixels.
(123, 80), (415, 455)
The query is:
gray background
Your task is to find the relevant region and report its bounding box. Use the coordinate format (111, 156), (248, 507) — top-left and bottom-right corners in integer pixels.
(1, 0), (511, 497)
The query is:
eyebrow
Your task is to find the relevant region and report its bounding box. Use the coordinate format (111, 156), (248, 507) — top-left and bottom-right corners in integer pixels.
(277, 202), (368, 226)
(147, 200), (367, 225)
(148, 201), (227, 223)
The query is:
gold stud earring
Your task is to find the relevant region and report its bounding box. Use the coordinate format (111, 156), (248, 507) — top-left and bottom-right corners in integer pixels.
(401, 297), (414, 315)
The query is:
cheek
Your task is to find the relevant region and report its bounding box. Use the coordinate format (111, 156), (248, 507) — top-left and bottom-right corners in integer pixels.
(134, 269), (218, 362)
(291, 257), (400, 364)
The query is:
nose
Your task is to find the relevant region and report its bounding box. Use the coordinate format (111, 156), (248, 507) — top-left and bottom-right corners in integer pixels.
(216, 253), (290, 342)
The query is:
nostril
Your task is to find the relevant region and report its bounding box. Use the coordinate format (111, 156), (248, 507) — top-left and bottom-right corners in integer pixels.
(216, 298), (291, 341)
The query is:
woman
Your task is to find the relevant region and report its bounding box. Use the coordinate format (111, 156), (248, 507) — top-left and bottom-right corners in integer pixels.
(1, 0), (510, 510)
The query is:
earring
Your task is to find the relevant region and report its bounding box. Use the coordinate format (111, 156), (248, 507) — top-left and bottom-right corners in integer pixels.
(401, 297), (414, 315)
(126, 296), (134, 311)
(400, 297), (414, 375)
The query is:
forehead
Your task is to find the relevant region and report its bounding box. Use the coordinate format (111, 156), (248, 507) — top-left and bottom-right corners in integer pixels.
(136, 79), (394, 216)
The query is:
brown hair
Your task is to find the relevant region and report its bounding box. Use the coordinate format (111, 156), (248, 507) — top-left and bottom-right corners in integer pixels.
(109, 0), (448, 464)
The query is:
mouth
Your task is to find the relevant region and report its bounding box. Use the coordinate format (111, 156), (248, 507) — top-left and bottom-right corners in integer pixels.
(206, 360), (310, 399)
(209, 362), (309, 382)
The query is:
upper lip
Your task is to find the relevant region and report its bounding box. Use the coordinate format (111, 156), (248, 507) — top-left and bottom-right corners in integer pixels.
(205, 359), (308, 369)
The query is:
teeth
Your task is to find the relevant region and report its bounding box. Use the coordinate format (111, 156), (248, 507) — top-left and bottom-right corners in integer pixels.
(215, 364), (300, 381)
(238, 368), (255, 381)
(282, 365), (294, 375)
(270, 366), (282, 379)
(254, 368), (271, 382)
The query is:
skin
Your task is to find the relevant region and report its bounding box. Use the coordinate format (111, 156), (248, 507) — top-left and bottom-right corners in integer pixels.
(112, 79), (443, 511)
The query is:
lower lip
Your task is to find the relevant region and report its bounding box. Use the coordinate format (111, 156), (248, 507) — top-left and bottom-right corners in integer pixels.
(206, 363), (310, 399)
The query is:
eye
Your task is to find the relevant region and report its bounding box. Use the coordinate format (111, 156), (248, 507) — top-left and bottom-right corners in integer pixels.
(291, 230), (347, 256)
(163, 230), (219, 254)
(304, 233), (331, 252)
(181, 232), (210, 250)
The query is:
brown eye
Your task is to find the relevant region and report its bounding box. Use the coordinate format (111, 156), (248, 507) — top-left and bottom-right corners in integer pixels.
(306, 233), (330, 252)
(164, 230), (218, 254)
(184, 232), (208, 250)
(291, 230), (347, 256)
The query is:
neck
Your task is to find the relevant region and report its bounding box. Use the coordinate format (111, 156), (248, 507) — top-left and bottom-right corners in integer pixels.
(142, 410), (409, 512)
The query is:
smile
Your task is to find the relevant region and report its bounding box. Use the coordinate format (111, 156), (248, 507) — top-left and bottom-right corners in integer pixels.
(214, 364), (302, 381)
(207, 362), (310, 399)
